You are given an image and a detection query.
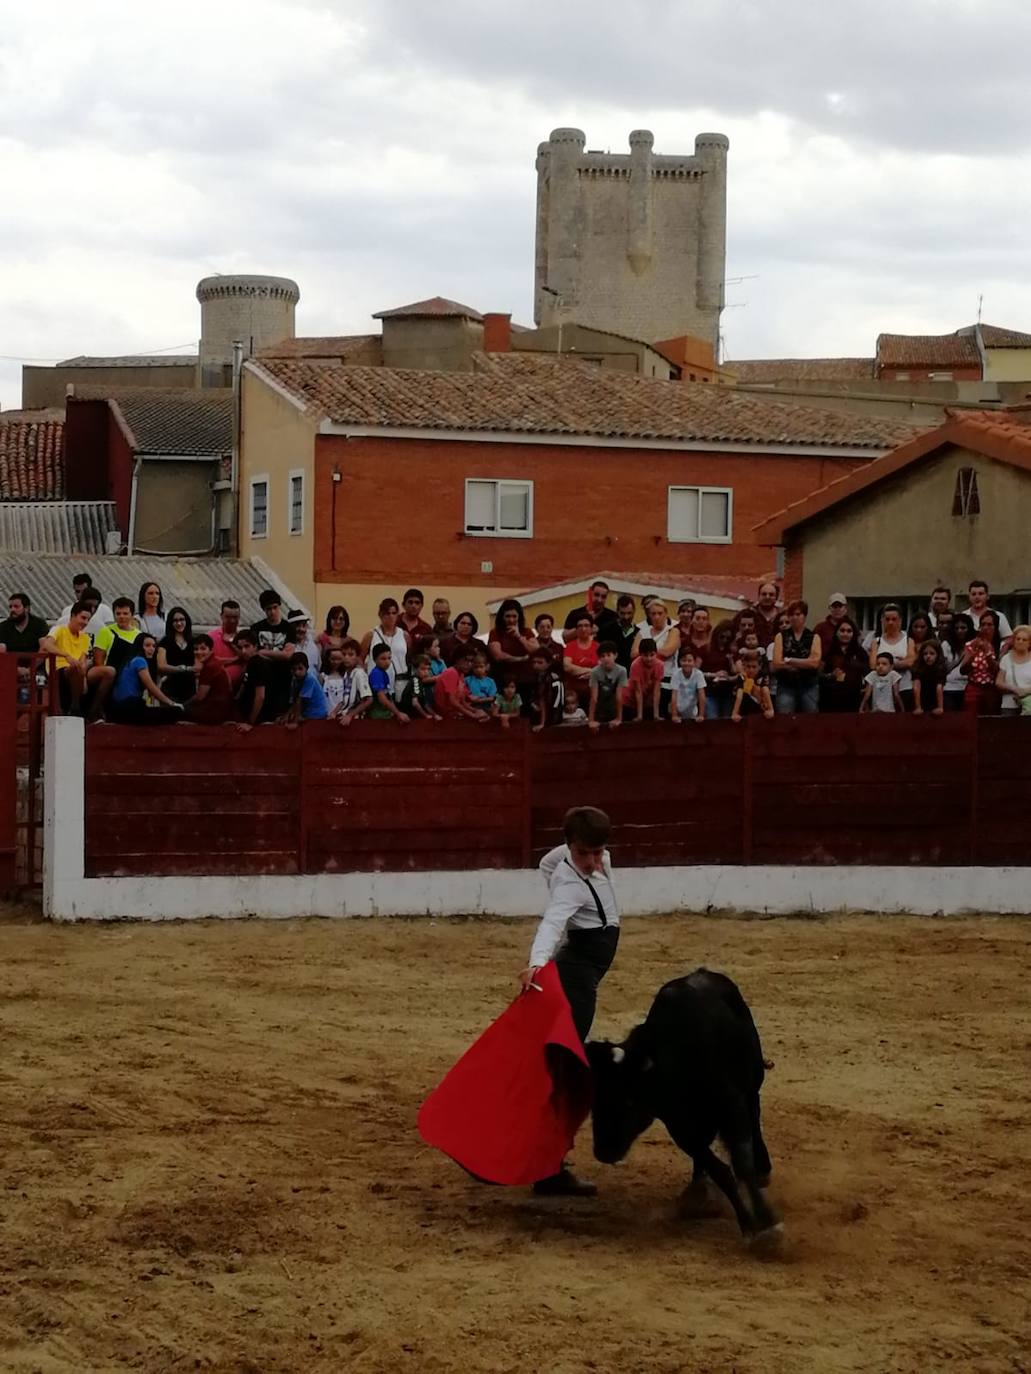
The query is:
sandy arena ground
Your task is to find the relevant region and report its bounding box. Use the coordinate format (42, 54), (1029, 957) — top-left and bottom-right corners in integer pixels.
(1, 904), (1029, 1374)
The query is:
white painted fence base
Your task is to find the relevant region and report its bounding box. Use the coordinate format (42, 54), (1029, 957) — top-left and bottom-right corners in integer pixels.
(43, 718), (1031, 923)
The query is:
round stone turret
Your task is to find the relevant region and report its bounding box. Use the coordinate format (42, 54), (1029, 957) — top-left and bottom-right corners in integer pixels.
(196, 274), (300, 386)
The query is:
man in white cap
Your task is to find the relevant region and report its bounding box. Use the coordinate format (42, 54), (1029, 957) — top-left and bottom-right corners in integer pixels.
(814, 592), (849, 658)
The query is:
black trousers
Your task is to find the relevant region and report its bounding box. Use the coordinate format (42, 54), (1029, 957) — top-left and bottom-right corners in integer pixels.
(555, 926), (620, 1042)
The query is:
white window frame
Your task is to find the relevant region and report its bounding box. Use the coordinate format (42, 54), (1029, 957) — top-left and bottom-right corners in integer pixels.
(463, 478), (534, 538)
(288, 469), (305, 536)
(249, 474), (269, 540)
(667, 484), (733, 544)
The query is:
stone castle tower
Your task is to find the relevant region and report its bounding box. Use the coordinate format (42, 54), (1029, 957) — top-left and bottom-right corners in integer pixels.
(196, 274), (300, 387)
(534, 128), (728, 352)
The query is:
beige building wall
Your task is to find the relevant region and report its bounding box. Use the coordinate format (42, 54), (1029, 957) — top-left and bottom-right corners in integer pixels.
(982, 348), (1031, 382)
(239, 369), (318, 611)
(134, 460), (218, 553)
(797, 445), (1031, 610)
(22, 363), (197, 409)
(380, 317), (485, 372)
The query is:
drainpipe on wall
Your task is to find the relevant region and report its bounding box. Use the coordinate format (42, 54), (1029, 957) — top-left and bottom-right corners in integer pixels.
(127, 456), (142, 555)
(230, 338), (244, 557)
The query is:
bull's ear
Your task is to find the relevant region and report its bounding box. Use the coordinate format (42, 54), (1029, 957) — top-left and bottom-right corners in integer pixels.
(611, 1046), (626, 1065)
(640, 1056), (654, 1073)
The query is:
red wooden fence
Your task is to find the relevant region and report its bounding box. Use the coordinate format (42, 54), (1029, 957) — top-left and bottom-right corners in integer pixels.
(0, 656), (16, 890)
(83, 716), (1031, 879)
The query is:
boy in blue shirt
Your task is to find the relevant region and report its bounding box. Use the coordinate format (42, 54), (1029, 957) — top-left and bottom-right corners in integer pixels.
(465, 652), (499, 716)
(369, 642), (410, 723)
(284, 651), (329, 726)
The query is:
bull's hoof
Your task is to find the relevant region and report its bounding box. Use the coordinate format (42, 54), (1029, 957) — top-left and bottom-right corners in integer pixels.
(749, 1222), (785, 1258)
(677, 1181), (724, 1219)
(756, 1172), (772, 1189)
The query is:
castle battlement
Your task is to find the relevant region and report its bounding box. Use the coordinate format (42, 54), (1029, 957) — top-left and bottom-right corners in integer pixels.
(534, 127), (728, 350)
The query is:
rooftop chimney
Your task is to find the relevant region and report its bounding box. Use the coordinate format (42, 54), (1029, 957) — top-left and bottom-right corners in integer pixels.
(483, 312), (512, 353)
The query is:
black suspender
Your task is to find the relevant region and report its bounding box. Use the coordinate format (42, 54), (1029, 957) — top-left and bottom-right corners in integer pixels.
(565, 858), (608, 927)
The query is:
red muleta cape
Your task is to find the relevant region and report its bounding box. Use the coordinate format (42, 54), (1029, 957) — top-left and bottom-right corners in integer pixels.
(417, 962), (593, 1186)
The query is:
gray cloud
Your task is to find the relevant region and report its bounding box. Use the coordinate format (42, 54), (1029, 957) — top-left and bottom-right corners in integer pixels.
(2, 0), (1030, 409)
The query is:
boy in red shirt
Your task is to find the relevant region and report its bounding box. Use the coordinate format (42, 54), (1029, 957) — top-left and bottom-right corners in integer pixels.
(623, 638), (663, 720)
(435, 647), (487, 721)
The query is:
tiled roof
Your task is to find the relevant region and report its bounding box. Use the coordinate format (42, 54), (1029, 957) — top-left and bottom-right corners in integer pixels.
(252, 353), (922, 452)
(876, 332), (981, 370)
(0, 417), (64, 499)
(372, 296), (484, 322)
(0, 555), (300, 629)
(755, 412), (1031, 543)
(68, 388), (233, 456)
(979, 324), (1031, 349)
(0, 502), (118, 554)
(58, 354), (198, 367)
(731, 358), (874, 383)
(258, 334), (381, 361)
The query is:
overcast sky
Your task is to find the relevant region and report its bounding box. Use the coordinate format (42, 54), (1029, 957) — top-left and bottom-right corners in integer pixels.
(3, 0), (1031, 408)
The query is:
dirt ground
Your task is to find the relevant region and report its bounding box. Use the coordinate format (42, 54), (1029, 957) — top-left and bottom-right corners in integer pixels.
(1, 904), (1029, 1374)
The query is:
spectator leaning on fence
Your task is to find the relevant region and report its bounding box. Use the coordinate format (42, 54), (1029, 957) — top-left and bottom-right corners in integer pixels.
(401, 654), (443, 721)
(563, 580), (619, 642)
(943, 614), (974, 711)
(868, 604), (915, 709)
(109, 633), (184, 724)
(912, 640), (946, 715)
(636, 599), (679, 716)
(251, 590), (296, 718)
(361, 597), (409, 700)
(861, 652), (903, 714)
(819, 617), (868, 713)
(530, 648), (564, 731)
(962, 612), (1002, 715)
(329, 640), (373, 726)
(669, 644), (706, 724)
(436, 646), (486, 722)
(283, 651), (329, 727)
(587, 641), (626, 731)
(624, 637), (663, 721)
(699, 620), (737, 721)
(0, 595), (48, 689)
(234, 630), (274, 732)
(318, 606), (351, 665)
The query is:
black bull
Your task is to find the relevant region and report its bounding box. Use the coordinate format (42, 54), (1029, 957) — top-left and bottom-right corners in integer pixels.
(585, 968), (780, 1242)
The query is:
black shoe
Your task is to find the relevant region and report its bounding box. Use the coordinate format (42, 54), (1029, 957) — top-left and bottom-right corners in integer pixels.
(532, 1167), (597, 1198)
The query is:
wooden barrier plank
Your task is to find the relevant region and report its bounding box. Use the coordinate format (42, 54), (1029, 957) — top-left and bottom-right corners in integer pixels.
(88, 793), (297, 816)
(304, 846), (522, 873)
(751, 827), (968, 865)
(306, 826), (523, 854)
(87, 853), (300, 877)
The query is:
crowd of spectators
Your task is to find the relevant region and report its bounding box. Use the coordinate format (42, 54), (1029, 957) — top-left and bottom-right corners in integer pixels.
(2, 574), (1029, 729)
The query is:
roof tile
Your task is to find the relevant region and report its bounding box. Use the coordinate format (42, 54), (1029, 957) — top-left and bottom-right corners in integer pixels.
(0, 417), (64, 499)
(731, 358), (874, 384)
(876, 332), (981, 369)
(979, 324), (1031, 349)
(372, 296), (484, 322)
(253, 353), (922, 451)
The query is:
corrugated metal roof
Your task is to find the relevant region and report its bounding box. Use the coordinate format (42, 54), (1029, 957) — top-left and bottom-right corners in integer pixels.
(0, 554), (299, 629)
(0, 502), (118, 554)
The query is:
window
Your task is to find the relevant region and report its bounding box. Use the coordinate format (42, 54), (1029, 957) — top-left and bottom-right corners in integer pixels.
(952, 467), (980, 517)
(667, 485), (733, 543)
(464, 479), (533, 537)
(250, 477), (268, 538)
(288, 471), (304, 535)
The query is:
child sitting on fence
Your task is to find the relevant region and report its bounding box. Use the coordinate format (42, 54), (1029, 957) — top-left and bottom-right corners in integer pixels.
(861, 652), (903, 714)
(496, 678), (523, 727)
(401, 654), (443, 720)
(732, 649), (774, 721)
(284, 652), (329, 727)
(185, 634), (234, 725)
(369, 642), (410, 724)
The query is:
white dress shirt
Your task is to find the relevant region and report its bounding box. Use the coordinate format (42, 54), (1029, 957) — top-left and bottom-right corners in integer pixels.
(529, 844), (620, 969)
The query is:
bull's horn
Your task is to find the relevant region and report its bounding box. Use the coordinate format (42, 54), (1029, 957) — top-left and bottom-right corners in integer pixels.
(611, 1046), (626, 1064)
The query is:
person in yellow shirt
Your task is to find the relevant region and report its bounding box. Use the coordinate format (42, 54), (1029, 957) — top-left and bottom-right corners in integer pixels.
(40, 602), (115, 719)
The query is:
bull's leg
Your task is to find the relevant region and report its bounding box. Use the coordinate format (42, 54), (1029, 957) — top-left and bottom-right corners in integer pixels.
(720, 1095), (780, 1240)
(693, 1146), (755, 1236)
(751, 1093), (773, 1187)
(678, 1159), (723, 1219)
